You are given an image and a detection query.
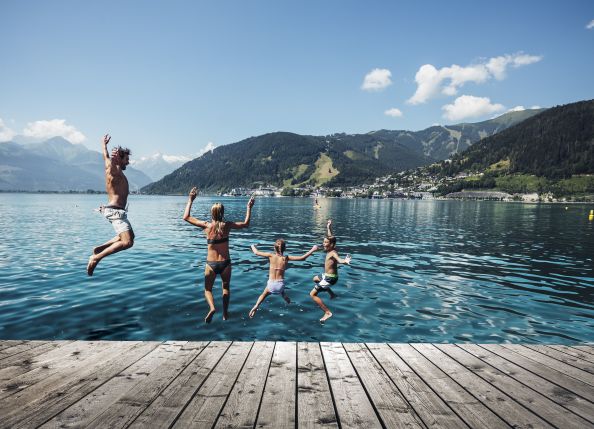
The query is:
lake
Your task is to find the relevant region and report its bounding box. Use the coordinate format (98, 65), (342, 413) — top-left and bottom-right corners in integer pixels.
(0, 193), (593, 343)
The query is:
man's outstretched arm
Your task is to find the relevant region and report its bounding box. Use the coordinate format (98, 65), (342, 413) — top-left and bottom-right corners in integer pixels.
(102, 134), (111, 168)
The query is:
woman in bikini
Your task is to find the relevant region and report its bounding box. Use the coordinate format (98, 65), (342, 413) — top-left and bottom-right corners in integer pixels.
(183, 187), (255, 322)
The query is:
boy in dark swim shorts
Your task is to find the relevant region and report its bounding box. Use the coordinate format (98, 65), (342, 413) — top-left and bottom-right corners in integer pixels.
(310, 220), (351, 322)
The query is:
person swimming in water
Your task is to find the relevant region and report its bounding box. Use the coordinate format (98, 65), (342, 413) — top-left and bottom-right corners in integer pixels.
(310, 219), (351, 322)
(183, 187), (255, 322)
(248, 239), (318, 318)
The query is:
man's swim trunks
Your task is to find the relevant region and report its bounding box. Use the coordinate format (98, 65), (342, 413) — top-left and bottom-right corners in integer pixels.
(314, 273), (338, 292)
(101, 205), (133, 235)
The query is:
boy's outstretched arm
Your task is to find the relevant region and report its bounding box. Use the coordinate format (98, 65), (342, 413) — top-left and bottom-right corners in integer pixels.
(288, 245), (319, 261)
(326, 219), (333, 237)
(331, 251), (351, 265)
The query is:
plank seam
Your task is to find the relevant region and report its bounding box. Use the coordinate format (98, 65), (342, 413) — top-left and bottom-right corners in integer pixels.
(477, 344), (594, 405)
(461, 344), (594, 424)
(124, 341), (212, 428)
(0, 341), (51, 362)
(252, 341), (276, 429)
(500, 344), (594, 388)
(33, 340), (164, 428)
(209, 341), (256, 428)
(319, 342), (342, 429)
(387, 344), (478, 429)
(523, 344), (594, 375)
(434, 344), (568, 429)
(165, 340), (239, 429)
(365, 343), (462, 429)
(549, 346), (594, 365)
(341, 343), (388, 429)
(407, 344), (515, 429)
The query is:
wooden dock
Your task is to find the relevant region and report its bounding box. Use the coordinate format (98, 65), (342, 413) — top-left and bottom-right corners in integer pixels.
(1, 340), (593, 428)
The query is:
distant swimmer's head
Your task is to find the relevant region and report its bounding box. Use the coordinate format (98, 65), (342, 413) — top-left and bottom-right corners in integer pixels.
(211, 203), (225, 222)
(323, 236), (336, 251)
(274, 238), (286, 255)
(113, 146), (131, 170)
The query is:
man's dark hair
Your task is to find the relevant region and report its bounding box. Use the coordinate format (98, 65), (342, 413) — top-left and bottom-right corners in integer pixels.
(326, 235), (336, 246)
(116, 146), (131, 157)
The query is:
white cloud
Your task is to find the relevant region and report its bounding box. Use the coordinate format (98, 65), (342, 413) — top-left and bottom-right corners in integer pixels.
(442, 95), (505, 121)
(384, 108), (403, 117)
(197, 141), (216, 156)
(586, 20), (594, 29)
(23, 119), (86, 144)
(507, 105), (526, 112)
(530, 105), (541, 109)
(0, 118), (17, 142)
(361, 68), (392, 91)
(408, 53), (542, 104)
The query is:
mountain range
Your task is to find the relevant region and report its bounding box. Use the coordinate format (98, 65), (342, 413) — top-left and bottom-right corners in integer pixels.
(142, 108), (544, 194)
(0, 137), (152, 192)
(435, 100), (594, 179)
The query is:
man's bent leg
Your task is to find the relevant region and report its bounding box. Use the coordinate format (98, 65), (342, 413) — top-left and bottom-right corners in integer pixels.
(93, 236), (121, 255)
(87, 231), (134, 276)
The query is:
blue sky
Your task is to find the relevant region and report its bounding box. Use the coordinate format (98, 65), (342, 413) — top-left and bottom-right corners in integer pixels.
(1, 0), (593, 160)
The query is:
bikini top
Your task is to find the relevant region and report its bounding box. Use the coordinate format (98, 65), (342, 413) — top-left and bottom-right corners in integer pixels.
(207, 236), (229, 245)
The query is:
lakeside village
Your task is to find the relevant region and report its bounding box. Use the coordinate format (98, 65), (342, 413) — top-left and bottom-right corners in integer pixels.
(224, 170), (564, 202)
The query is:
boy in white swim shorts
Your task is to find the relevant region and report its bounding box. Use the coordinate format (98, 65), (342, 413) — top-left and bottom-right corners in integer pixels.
(249, 239), (318, 318)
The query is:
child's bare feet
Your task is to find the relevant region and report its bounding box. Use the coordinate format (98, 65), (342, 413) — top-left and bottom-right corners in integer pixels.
(222, 311), (229, 321)
(320, 311), (333, 322)
(87, 256), (98, 276)
(204, 309), (216, 323)
(249, 306), (258, 318)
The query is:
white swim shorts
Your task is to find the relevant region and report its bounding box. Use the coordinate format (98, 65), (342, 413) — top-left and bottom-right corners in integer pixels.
(102, 206), (133, 235)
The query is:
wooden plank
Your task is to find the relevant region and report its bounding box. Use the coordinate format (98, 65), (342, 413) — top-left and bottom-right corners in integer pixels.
(481, 344), (594, 403)
(523, 344), (594, 374)
(501, 344), (594, 386)
(548, 345), (594, 364)
(572, 345), (594, 356)
(0, 341), (159, 429)
(173, 342), (253, 428)
(367, 343), (467, 429)
(0, 341), (74, 371)
(0, 341), (25, 352)
(256, 341), (296, 428)
(0, 340), (118, 400)
(321, 342), (382, 429)
(129, 341), (231, 429)
(0, 341), (48, 360)
(436, 344), (592, 429)
(344, 343), (424, 428)
(214, 341), (275, 428)
(41, 341), (205, 429)
(390, 344), (507, 429)
(414, 344), (553, 429)
(460, 344), (594, 423)
(297, 342), (338, 429)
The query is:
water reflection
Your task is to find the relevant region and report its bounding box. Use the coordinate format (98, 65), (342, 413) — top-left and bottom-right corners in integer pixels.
(0, 194), (592, 343)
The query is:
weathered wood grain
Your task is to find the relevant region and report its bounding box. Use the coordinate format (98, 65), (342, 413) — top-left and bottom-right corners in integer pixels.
(296, 342), (338, 429)
(256, 341), (296, 428)
(321, 342), (382, 429)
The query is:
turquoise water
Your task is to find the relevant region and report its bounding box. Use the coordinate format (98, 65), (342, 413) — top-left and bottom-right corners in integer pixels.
(0, 193), (593, 343)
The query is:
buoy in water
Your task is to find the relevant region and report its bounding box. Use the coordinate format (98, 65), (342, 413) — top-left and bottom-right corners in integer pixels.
(589, 209), (594, 221)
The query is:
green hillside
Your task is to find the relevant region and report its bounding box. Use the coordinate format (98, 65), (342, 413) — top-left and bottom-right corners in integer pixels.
(141, 109), (544, 194)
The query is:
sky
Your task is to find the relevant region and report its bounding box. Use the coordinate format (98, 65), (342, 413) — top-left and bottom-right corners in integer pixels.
(1, 0), (593, 161)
